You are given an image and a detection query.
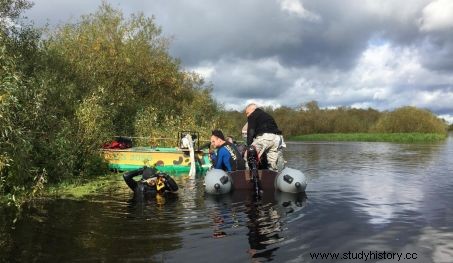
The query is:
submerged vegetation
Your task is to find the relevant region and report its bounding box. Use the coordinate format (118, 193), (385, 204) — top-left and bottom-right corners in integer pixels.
(0, 1), (450, 205)
(45, 173), (125, 199)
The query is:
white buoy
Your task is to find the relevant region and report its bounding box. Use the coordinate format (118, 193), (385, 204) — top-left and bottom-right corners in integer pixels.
(275, 167), (307, 193)
(204, 169), (232, 195)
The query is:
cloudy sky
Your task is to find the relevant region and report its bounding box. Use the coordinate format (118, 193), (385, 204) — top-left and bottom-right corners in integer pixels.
(25, 0), (453, 122)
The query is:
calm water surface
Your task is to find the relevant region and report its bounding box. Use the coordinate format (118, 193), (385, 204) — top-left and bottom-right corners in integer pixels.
(1, 134), (453, 262)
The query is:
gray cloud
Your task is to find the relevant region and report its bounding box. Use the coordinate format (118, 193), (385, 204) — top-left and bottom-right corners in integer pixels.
(419, 35), (453, 72)
(207, 58), (295, 99)
(145, 0), (435, 69)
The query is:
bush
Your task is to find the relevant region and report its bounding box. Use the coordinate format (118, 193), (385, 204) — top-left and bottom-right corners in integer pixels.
(371, 106), (447, 134)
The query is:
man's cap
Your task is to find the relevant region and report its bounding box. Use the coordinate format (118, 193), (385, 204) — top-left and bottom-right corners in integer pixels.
(211, 130), (225, 141)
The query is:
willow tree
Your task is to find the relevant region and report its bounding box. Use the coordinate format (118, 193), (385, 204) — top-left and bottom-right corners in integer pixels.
(46, 3), (220, 144)
(1, 0), (49, 198)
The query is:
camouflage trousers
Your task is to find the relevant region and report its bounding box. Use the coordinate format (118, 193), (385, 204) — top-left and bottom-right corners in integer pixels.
(252, 133), (286, 172)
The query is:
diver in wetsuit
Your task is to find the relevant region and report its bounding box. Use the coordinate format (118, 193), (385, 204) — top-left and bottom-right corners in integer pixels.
(123, 166), (178, 199)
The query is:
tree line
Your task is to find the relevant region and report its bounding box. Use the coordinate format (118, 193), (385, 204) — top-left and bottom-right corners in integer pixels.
(221, 101), (448, 140)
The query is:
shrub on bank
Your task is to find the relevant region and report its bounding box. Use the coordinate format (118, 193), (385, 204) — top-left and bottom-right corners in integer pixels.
(370, 106), (447, 134)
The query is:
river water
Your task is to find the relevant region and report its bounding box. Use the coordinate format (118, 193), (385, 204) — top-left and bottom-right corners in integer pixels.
(1, 134), (453, 262)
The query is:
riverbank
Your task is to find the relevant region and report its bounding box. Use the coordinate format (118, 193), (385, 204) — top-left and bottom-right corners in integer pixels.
(288, 133), (447, 143)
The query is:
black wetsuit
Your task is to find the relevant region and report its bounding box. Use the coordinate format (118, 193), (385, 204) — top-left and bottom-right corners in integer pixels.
(123, 167), (178, 198)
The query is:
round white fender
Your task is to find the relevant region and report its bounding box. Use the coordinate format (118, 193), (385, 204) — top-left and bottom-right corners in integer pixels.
(204, 169), (232, 195)
(275, 167), (307, 193)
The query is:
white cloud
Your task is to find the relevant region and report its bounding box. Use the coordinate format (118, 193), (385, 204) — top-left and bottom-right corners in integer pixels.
(350, 102), (374, 109)
(412, 90), (453, 110)
(189, 64), (216, 79)
(419, 0), (453, 32)
(438, 114), (453, 124)
(355, 44), (422, 87)
(277, 0), (321, 21)
(278, 42), (453, 113)
(363, 0), (430, 23)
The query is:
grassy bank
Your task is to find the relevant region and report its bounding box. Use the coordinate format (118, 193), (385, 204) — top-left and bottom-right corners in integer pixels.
(288, 133), (447, 143)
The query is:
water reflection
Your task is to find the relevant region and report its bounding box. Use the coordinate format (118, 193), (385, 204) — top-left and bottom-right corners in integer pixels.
(286, 140), (449, 226)
(275, 192), (308, 222)
(204, 190), (307, 262)
(0, 190), (185, 262)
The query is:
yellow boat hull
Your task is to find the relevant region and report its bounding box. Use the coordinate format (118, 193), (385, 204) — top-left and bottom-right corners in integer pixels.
(102, 147), (211, 173)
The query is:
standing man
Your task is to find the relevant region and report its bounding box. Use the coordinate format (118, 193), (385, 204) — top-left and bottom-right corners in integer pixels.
(210, 130), (246, 171)
(245, 103), (285, 172)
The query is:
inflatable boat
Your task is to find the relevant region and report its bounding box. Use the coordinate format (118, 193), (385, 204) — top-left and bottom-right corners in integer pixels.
(205, 144), (307, 195)
(204, 167), (307, 195)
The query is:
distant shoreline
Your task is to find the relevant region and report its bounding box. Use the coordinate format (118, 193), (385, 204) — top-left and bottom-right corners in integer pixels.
(287, 133), (447, 143)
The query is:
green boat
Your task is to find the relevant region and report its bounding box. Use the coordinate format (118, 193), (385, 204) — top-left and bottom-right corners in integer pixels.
(101, 132), (212, 173)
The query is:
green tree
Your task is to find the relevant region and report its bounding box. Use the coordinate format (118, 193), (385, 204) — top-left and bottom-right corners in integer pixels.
(46, 3), (220, 139)
(1, 0), (49, 198)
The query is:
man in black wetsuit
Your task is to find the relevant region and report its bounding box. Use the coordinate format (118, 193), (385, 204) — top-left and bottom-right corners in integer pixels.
(245, 103), (285, 172)
(123, 166), (178, 198)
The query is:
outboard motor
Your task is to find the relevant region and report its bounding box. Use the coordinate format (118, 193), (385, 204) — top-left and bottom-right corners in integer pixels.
(246, 145), (261, 199)
(275, 167), (307, 193)
(204, 169), (232, 195)
(246, 145), (259, 169)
